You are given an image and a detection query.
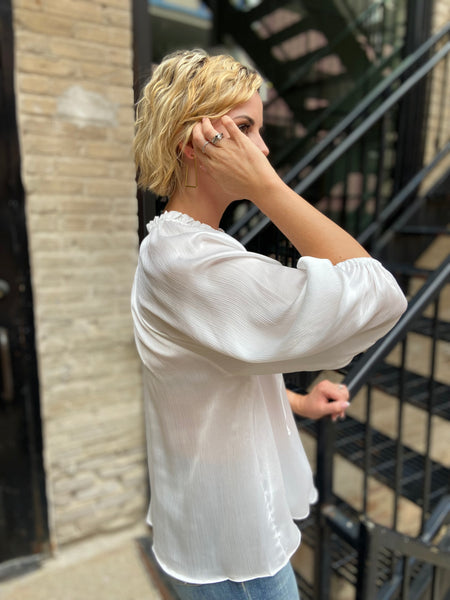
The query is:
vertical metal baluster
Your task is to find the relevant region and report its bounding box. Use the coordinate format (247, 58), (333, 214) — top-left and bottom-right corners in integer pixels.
(393, 337), (407, 531)
(356, 518), (379, 600)
(363, 383), (373, 516)
(401, 553), (411, 600)
(382, 1), (387, 59)
(436, 33), (448, 152)
(372, 110), (388, 248)
(356, 130), (368, 239)
(430, 564), (440, 600)
(314, 417), (335, 600)
(341, 151), (350, 231)
(421, 298), (439, 532)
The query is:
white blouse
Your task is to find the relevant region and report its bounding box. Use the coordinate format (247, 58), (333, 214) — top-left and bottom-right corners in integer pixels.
(131, 211), (407, 584)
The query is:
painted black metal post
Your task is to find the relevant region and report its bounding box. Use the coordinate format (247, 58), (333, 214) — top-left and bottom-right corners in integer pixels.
(393, 0), (433, 195)
(314, 416), (336, 600)
(355, 518), (379, 600)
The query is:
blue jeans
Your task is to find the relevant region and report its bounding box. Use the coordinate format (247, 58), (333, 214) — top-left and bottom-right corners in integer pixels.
(168, 562), (300, 600)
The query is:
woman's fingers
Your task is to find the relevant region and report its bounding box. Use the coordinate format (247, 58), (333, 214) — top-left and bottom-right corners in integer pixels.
(192, 121), (209, 153)
(220, 115), (245, 141)
(194, 117), (244, 156)
(203, 118), (224, 143)
(191, 115), (274, 200)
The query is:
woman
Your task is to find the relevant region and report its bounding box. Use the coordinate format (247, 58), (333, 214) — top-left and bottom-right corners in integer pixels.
(131, 49), (407, 599)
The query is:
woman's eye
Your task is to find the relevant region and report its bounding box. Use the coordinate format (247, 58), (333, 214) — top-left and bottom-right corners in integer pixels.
(238, 123), (250, 134)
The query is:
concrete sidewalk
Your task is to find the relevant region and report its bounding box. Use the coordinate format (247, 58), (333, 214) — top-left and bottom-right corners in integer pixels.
(0, 525), (165, 600)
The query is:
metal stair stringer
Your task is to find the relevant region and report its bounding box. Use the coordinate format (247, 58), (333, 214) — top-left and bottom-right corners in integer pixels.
(206, 0), (382, 127)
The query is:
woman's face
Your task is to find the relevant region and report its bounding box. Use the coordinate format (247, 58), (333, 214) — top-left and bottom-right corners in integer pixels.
(213, 92), (269, 157)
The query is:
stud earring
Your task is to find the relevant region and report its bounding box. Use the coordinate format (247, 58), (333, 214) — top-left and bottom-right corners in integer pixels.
(184, 155), (198, 188)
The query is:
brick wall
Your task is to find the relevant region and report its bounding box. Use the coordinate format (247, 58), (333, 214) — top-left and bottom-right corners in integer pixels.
(13, 0), (147, 548)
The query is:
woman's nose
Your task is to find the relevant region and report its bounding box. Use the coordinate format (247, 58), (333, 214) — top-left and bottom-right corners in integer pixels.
(257, 134), (270, 157)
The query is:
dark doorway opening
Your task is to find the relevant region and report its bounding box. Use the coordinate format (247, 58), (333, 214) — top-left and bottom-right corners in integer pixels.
(0, 0), (49, 574)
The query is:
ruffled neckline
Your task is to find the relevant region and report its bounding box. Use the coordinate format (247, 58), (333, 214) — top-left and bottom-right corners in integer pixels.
(147, 211), (224, 233)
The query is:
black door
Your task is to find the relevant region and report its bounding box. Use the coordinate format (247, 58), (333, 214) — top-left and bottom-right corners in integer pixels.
(0, 0), (49, 566)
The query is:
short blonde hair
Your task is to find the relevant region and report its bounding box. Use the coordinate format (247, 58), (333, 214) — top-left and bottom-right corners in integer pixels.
(134, 49), (263, 197)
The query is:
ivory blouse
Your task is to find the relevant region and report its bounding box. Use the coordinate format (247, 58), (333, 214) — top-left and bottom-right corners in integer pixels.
(131, 211), (407, 584)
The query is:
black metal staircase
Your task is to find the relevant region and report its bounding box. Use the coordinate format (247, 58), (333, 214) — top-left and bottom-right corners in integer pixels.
(138, 4), (450, 599)
(206, 0), (407, 209)
(287, 236), (450, 599)
(212, 7), (450, 598)
(207, 0), (401, 123)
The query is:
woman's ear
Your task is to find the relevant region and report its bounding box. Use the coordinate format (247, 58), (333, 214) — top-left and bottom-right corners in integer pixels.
(179, 140), (195, 160)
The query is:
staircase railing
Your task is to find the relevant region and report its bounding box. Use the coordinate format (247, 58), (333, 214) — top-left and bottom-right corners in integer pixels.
(345, 254), (449, 518)
(357, 143), (450, 250)
(207, 0), (407, 171)
(355, 495), (450, 599)
(306, 253), (450, 599)
(248, 24), (449, 598)
(227, 23), (450, 245)
(270, 46), (403, 168)
(344, 255), (449, 396)
(316, 494), (450, 600)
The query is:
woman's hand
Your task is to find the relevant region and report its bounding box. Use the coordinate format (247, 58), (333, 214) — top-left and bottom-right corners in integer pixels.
(286, 380), (350, 422)
(192, 116), (279, 201)
(192, 116), (369, 263)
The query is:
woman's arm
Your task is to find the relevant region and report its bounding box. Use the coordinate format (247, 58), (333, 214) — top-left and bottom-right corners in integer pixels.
(196, 116), (370, 264)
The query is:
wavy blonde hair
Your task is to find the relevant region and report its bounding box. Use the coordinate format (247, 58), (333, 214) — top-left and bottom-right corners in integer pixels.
(134, 49), (263, 197)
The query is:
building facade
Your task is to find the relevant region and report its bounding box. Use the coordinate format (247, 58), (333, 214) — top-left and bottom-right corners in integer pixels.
(2, 0), (146, 564)
(1, 0), (448, 578)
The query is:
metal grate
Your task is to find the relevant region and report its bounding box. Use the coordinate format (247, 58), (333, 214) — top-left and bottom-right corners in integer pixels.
(298, 416), (450, 511)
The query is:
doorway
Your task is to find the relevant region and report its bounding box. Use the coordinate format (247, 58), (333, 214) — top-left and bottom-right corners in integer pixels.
(0, 0), (49, 570)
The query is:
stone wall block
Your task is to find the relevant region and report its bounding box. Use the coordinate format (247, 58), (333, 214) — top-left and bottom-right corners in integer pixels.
(14, 8), (74, 37)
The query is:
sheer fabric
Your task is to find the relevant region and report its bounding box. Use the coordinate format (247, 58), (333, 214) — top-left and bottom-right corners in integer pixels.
(131, 211), (406, 584)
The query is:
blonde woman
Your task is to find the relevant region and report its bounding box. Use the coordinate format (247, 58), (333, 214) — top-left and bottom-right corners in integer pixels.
(131, 49), (406, 600)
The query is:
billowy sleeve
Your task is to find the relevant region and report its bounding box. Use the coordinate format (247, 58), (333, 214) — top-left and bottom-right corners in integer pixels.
(132, 228), (407, 375)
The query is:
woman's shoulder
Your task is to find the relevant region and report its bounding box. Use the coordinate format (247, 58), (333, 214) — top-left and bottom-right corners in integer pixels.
(139, 211), (248, 271)
(145, 211), (243, 250)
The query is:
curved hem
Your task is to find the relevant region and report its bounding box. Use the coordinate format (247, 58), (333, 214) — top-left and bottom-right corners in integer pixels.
(151, 528), (301, 585)
(291, 487), (318, 521)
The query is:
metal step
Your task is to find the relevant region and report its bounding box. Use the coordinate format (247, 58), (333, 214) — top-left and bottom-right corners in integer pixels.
(265, 16), (316, 47)
(297, 416), (450, 511)
(410, 315), (450, 343)
(371, 361), (450, 419)
(246, 0), (300, 22)
(385, 261), (434, 280)
(395, 225), (450, 236)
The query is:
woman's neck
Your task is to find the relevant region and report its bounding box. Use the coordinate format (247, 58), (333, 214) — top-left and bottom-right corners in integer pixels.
(165, 188), (226, 230)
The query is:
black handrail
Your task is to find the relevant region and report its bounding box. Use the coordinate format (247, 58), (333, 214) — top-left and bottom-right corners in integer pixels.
(357, 142), (450, 247)
(343, 254), (450, 397)
(271, 46), (402, 167)
(239, 38), (450, 246)
(227, 47), (403, 239)
(228, 23), (450, 240)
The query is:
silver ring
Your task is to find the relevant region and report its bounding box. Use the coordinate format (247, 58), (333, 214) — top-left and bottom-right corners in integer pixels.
(202, 141), (211, 154)
(210, 132), (224, 145)
(338, 384), (344, 390)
